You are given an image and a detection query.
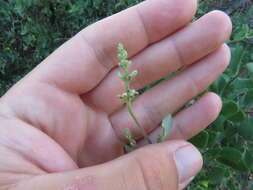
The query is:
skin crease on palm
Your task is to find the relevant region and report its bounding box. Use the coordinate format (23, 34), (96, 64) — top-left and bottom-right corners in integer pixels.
(0, 0), (232, 189)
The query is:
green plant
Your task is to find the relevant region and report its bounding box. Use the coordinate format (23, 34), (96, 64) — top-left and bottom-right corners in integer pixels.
(117, 43), (171, 150)
(186, 5), (253, 190)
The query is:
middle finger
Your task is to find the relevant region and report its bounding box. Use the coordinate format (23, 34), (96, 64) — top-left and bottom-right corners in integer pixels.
(83, 11), (232, 114)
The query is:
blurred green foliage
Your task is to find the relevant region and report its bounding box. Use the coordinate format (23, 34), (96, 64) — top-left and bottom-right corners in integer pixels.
(0, 0), (141, 95)
(0, 0), (253, 189)
(188, 1), (253, 189)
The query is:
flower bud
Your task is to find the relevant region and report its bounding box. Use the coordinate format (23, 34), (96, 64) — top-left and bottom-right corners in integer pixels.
(117, 43), (128, 60)
(128, 89), (139, 99)
(119, 60), (129, 69)
(130, 70), (138, 79)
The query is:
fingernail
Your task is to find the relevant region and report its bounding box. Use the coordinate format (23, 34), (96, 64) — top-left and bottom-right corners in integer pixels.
(174, 145), (202, 183)
(178, 176), (195, 190)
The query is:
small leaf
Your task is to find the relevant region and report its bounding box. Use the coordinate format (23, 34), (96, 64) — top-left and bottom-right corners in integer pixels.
(232, 78), (253, 90)
(246, 62), (253, 73)
(238, 117), (253, 140)
(200, 181), (209, 189)
(161, 115), (172, 136)
(210, 74), (228, 94)
(233, 24), (249, 42)
(129, 70), (138, 79)
(233, 31), (245, 42)
(229, 109), (246, 122)
(229, 44), (244, 75)
(221, 100), (239, 119)
(217, 147), (248, 172)
(207, 167), (225, 185)
(207, 131), (223, 147)
(224, 125), (237, 137)
(227, 181), (238, 190)
(117, 43), (128, 60)
(244, 150), (253, 170)
(242, 24), (250, 34)
(244, 89), (253, 108)
(157, 115), (172, 142)
(189, 130), (209, 149)
(212, 115), (226, 131)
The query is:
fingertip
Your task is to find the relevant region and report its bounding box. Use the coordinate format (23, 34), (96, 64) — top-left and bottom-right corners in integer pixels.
(173, 142), (203, 183)
(211, 43), (231, 73)
(200, 92), (222, 123)
(209, 10), (233, 38)
(137, 0), (198, 43)
(179, 176), (195, 190)
(175, 0), (198, 21)
(220, 43), (231, 67)
(138, 139), (203, 185)
(199, 10), (232, 46)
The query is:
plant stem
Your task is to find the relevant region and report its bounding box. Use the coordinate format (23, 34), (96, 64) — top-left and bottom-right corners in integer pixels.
(118, 43), (152, 145)
(123, 67), (152, 144)
(126, 101), (152, 144)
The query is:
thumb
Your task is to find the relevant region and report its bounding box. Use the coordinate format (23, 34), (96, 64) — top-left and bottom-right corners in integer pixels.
(15, 140), (202, 190)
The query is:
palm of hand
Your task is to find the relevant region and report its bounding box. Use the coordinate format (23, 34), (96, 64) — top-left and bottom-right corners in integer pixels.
(1, 83), (123, 171)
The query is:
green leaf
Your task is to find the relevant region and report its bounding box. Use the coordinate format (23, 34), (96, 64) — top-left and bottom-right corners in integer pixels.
(157, 115), (172, 142)
(232, 78), (253, 90)
(221, 100), (239, 119)
(227, 181), (238, 190)
(243, 89), (253, 108)
(129, 70), (138, 78)
(210, 74), (228, 94)
(217, 147), (248, 172)
(189, 130), (209, 149)
(229, 44), (244, 75)
(228, 109), (246, 122)
(161, 115), (172, 136)
(246, 62), (253, 73)
(212, 115), (226, 131)
(233, 24), (249, 42)
(224, 125), (237, 137)
(244, 150), (253, 170)
(242, 24), (250, 34)
(207, 131), (223, 147)
(200, 181), (209, 189)
(238, 117), (253, 140)
(207, 167), (225, 185)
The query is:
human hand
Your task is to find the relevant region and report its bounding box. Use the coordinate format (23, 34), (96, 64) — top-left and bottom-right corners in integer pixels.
(0, 0), (232, 189)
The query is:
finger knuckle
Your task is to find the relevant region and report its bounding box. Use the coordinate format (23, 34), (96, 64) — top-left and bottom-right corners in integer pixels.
(134, 151), (168, 190)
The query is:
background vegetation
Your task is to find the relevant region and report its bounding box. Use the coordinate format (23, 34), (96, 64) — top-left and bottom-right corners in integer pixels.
(0, 0), (253, 189)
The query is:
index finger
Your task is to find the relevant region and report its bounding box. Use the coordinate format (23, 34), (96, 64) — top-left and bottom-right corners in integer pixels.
(25, 0), (197, 94)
